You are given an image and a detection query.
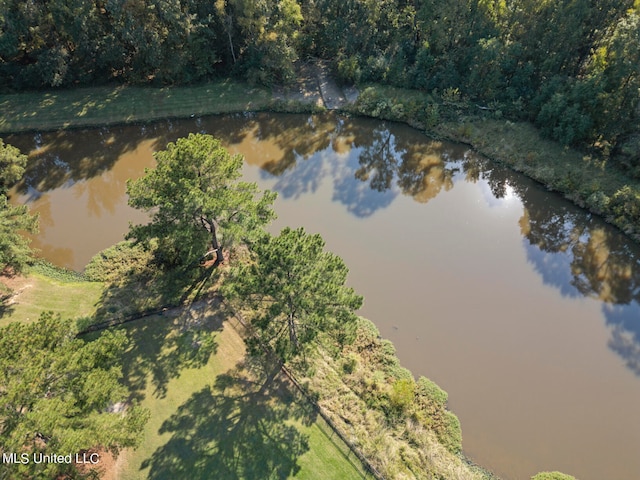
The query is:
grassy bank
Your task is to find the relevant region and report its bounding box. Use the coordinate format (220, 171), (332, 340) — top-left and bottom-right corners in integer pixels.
(0, 266), (102, 327)
(3, 243), (493, 479)
(282, 317), (497, 480)
(0, 81), (272, 134)
(347, 85), (640, 243)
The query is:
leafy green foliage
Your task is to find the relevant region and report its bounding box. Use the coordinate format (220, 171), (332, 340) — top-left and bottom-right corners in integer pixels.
(609, 186), (640, 229)
(0, 312), (149, 479)
(440, 411), (463, 455)
(127, 133), (276, 267)
(226, 227), (363, 360)
(389, 378), (415, 413)
(1, 0), (639, 159)
(416, 376), (448, 409)
(30, 259), (86, 283)
(0, 140), (37, 274)
(231, 0), (304, 85)
(531, 472), (577, 480)
(84, 240), (152, 282)
(0, 139), (28, 193)
(341, 317), (463, 454)
(0, 194), (38, 274)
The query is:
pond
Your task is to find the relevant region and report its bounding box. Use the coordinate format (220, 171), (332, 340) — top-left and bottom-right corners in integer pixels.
(7, 113), (640, 480)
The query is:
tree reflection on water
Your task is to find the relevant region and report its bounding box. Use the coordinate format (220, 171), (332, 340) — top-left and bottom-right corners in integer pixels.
(247, 114), (640, 377)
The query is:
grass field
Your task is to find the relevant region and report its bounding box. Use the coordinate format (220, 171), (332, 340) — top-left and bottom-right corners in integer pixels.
(0, 273), (103, 327)
(0, 81), (272, 134)
(116, 306), (365, 480)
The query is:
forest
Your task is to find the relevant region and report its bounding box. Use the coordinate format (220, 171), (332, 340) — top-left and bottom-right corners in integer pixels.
(1, 0), (639, 170)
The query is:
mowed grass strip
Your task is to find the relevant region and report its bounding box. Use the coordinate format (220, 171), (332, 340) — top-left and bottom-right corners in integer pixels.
(116, 309), (365, 480)
(0, 273), (103, 327)
(0, 81), (272, 134)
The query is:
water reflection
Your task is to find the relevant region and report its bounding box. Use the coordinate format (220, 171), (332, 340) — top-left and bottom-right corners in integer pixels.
(349, 122), (637, 326)
(227, 115), (640, 381)
(10, 115), (640, 341)
(9, 114), (640, 376)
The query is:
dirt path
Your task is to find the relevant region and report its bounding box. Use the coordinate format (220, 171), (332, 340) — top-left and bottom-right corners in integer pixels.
(273, 60), (358, 110)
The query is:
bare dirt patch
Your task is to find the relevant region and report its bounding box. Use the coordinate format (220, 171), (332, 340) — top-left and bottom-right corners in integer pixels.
(75, 448), (118, 480)
(0, 273), (33, 305)
(273, 60), (358, 110)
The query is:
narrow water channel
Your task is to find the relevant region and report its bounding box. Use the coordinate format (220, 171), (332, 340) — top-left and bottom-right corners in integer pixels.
(7, 113), (640, 480)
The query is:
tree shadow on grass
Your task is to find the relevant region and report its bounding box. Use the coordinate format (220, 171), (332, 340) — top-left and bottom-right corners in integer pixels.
(0, 297), (15, 319)
(0, 272), (19, 319)
(119, 297), (223, 400)
(141, 357), (314, 480)
(94, 261), (224, 399)
(94, 257), (218, 324)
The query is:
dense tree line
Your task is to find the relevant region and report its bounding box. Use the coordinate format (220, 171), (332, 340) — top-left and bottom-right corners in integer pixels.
(1, 1), (638, 157)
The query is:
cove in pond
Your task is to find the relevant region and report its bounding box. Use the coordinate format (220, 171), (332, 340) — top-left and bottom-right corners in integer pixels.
(7, 113), (640, 480)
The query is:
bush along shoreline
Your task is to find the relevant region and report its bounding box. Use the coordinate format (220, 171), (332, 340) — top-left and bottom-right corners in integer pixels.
(2, 126), (585, 478)
(286, 316), (497, 480)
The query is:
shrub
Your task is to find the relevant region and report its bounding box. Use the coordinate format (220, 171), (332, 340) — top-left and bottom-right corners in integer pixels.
(421, 102), (440, 128)
(336, 56), (361, 84)
(389, 378), (416, 413)
(342, 352), (359, 374)
(439, 411), (462, 454)
(30, 260), (86, 282)
(416, 376), (448, 408)
(84, 241), (152, 282)
(387, 366), (414, 382)
(609, 186), (640, 231)
(531, 472), (577, 480)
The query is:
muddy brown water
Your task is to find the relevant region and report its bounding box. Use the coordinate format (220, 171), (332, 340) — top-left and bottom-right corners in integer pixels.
(7, 113), (640, 480)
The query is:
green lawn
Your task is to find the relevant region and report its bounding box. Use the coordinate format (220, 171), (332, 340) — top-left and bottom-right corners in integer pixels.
(0, 81), (272, 134)
(0, 273), (103, 327)
(116, 307), (365, 480)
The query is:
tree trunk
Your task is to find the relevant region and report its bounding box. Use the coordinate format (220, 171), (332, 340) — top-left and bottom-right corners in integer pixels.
(210, 220), (224, 265)
(225, 15), (237, 64)
(288, 313), (299, 352)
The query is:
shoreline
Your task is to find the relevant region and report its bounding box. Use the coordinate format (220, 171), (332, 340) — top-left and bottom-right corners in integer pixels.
(2, 79), (639, 244)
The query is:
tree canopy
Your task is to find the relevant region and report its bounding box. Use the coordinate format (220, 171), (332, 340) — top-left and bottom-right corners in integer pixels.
(0, 139), (28, 194)
(225, 227), (363, 360)
(0, 140), (37, 274)
(0, 195), (38, 274)
(1, 0), (639, 158)
(0, 313), (149, 479)
(127, 133), (276, 267)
